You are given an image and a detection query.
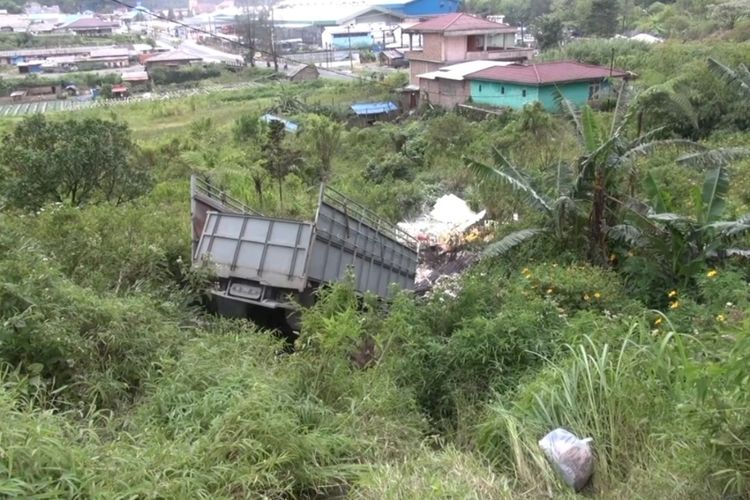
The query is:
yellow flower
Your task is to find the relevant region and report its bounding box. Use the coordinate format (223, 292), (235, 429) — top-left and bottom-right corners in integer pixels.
(670, 301), (680, 309)
(654, 317), (663, 326)
(594, 292), (601, 299)
(667, 290), (678, 298)
(583, 294), (590, 301)
(707, 269), (718, 278)
(716, 314), (726, 322)
(546, 288), (554, 294)
(609, 253), (616, 262)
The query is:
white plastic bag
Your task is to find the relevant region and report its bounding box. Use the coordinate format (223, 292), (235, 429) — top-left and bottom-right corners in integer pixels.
(539, 428), (594, 492)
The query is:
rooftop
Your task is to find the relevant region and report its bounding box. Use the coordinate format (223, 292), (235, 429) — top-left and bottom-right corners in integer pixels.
(404, 13), (516, 35)
(144, 49), (202, 63)
(466, 61), (628, 85)
(418, 60), (514, 81)
(64, 17), (120, 30)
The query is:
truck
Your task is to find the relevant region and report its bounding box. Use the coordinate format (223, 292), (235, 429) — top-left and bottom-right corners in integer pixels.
(190, 176), (419, 329)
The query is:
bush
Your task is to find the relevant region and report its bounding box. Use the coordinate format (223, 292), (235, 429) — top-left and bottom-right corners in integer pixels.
(150, 65), (223, 85)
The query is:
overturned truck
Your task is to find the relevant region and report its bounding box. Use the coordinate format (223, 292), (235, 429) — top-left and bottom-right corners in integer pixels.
(191, 176), (418, 328)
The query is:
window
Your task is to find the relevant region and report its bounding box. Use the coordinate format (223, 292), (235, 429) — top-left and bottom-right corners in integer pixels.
(478, 84), (483, 92)
(501, 86), (505, 94)
(522, 89), (527, 97)
(589, 83), (601, 100)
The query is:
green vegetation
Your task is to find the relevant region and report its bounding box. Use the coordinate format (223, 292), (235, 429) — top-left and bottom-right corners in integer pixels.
(0, 36), (750, 499)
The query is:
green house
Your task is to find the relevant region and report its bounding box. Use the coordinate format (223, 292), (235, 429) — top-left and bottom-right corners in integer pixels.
(466, 61), (628, 111)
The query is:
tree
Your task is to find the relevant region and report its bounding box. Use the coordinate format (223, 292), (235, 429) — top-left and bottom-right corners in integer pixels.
(585, 0), (619, 36)
(0, 115), (150, 210)
(610, 163), (750, 293)
(466, 87), (702, 263)
(707, 57), (750, 101)
(534, 14), (564, 51)
(302, 115), (342, 183)
(261, 120), (300, 209)
(233, 113), (268, 208)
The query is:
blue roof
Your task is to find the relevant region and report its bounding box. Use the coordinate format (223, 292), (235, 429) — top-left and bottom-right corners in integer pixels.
(350, 101), (398, 116)
(261, 114), (299, 133)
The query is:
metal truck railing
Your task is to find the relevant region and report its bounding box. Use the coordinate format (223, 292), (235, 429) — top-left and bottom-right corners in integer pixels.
(191, 176), (418, 313)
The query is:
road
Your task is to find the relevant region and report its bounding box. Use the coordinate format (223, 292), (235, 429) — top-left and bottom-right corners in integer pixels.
(177, 40), (244, 65)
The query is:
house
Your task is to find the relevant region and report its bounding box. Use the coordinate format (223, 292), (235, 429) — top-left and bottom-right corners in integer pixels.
(143, 49), (202, 69)
(403, 13), (534, 86)
(417, 60), (514, 109)
(465, 61), (629, 111)
(17, 60), (43, 73)
(87, 48), (130, 68)
(280, 63), (319, 82)
(273, 0), (460, 26)
(62, 17), (120, 36)
(110, 84), (128, 98)
(379, 49), (407, 68)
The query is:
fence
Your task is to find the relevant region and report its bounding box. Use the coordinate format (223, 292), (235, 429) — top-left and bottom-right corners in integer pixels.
(0, 81), (261, 117)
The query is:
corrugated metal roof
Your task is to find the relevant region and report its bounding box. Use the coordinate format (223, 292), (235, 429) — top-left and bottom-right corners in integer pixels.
(418, 60), (513, 81)
(466, 61), (628, 85)
(351, 101), (398, 115)
(64, 17), (120, 30)
(404, 13), (515, 34)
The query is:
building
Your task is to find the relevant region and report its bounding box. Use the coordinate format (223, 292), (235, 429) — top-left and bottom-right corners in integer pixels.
(62, 17), (120, 36)
(87, 48), (130, 68)
(143, 49), (202, 69)
(280, 63), (319, 82)
(273, 0), (460, 26)
(379, 48), (407, 67)
(403, 13), (533, 85)
(416, 60), (513, 108)
(465, 61), (628, 110)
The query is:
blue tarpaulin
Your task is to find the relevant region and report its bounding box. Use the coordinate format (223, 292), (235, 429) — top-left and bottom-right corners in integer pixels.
(350, 101), (398, 116)
(261, 114), (299, 133)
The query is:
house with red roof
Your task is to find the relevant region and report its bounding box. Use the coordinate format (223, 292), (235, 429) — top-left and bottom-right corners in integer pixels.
(465, 61), (629, 111)
(402, 13), (533, 86)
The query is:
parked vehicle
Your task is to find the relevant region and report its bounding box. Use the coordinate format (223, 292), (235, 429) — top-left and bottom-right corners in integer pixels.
(190, 176), (418, 329)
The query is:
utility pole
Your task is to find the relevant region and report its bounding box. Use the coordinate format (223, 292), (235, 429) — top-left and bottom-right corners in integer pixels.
(347, 24), (353, 71)
(270, 4), (278, 72)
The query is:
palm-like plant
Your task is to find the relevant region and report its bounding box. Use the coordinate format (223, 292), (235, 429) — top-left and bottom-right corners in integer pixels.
(707, 57), (750, 101)
(467, 148), (586, 257)
(467, 83), (703, 263)
(609, 164), (750, 289)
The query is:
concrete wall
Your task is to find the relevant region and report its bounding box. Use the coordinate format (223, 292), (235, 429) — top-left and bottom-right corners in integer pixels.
(420, 77), (469, 108)
(422, 33), (443, 60)
(443, 35), (467, 62)
(469, 80), (539, 109)
(470, 79), (605, 110)
(537, 82), (592, 110)
(408, 59), (440, 85)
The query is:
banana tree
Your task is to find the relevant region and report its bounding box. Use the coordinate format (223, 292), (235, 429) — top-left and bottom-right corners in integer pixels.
(708, 57), (750, 101)
(467, 148), (586, 257)
(466, 84), (702, 263)
(609, 165), (750, 289)
(555, 86), (704, 264)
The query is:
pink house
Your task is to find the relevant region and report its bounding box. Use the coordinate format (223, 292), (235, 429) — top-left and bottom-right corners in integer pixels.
(403, 13), (534, 86)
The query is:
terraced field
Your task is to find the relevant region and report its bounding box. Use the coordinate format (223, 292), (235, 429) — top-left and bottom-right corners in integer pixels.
(0, 99), (94, 116)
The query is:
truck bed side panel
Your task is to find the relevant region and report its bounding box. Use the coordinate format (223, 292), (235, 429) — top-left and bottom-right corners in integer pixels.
(195, 212), (313, 291)
(308, 200), (418, 297)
